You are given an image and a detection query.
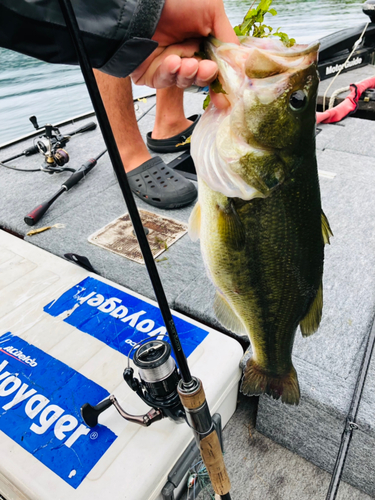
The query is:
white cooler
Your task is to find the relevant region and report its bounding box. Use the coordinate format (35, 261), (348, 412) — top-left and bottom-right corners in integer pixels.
(0, 230), (242, 500)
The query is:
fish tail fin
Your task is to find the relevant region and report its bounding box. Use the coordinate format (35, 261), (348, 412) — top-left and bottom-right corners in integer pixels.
(241, 358), (300, 405)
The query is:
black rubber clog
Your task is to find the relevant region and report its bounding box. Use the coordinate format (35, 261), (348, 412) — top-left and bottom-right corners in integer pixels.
(146, 114), (201, 153)
(127, 157), (197, 209)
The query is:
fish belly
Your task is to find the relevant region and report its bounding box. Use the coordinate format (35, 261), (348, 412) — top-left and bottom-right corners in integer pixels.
(198, 166), (324, 405)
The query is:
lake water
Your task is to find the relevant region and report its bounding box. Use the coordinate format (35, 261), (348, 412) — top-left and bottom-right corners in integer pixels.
(0, 0), (366, 144)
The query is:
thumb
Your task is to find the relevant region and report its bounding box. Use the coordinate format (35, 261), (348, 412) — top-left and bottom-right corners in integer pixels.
(212, 9), (239, 45)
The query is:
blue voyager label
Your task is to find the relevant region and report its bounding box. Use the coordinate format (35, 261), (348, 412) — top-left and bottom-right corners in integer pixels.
(0, 333), (117, 489)
(44, 276), (209, 358)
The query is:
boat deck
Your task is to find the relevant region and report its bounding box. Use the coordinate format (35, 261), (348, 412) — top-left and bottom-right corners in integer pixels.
(1, 79), (375, 499)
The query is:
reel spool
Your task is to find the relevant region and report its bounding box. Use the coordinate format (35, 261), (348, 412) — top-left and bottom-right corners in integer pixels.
(133, 340), (180, 402)
(36, 123), (71, 172)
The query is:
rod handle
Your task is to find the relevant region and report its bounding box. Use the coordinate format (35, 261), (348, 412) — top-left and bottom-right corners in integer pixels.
(200, 429), (231, 496)
(178, 379), (231, 496)
(24, 200), (54, 226)
(23, 144), (40, 156)
(62, 158), (97, 190)
(24, 188), (65, 226)
(66, 121), (97, 137)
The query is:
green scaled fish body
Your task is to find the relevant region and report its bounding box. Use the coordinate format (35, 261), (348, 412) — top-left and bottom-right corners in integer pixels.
(189, 37), (332, 405)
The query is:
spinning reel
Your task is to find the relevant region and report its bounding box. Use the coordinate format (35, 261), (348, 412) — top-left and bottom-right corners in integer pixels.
(35, 122), (71, 173)
(81, 339), (186, 428)
(0, 115), (97, 174)
(29, 115), (96, 173)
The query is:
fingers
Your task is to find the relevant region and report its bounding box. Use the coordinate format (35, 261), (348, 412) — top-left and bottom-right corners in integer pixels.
(131, 44), (219, 89)
(210, 89), (231, 110)
(174, 58), (199, 88)
(194, 60), (217, 87)
(174, 58), (218, 89)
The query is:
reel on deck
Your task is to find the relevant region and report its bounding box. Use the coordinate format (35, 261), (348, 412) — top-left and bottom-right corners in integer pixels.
(0, 114), (97, 174)
(36, 123), (71, 173)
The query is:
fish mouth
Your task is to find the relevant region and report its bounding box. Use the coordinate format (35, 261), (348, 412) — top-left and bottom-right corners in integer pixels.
(239, 37), (320, 58)
(205, 36), (319, 99)
(207, 36), (319, 58)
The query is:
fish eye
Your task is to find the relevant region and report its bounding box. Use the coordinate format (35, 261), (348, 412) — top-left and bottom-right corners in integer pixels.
(289, 90), (308, 111)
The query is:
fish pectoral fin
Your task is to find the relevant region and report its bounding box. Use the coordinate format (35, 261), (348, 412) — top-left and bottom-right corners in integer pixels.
(218, 200), (246, 251)
(188, 201), (201, 241)
(214, 292), (247, 336)
(321, 211), (333, 245)
(299, 281), (323, 337)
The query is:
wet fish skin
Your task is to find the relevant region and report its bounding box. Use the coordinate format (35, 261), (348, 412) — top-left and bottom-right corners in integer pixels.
(190, 37), (332, 405)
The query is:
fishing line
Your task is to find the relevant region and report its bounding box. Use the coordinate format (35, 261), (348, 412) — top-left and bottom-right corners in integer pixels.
(0, 161), (40, 172)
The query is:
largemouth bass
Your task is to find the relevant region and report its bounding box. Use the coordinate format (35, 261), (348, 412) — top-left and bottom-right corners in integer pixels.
(189, 37), (332, 405)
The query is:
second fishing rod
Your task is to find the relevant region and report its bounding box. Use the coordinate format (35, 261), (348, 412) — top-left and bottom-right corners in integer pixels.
(24, 149), (107, 225)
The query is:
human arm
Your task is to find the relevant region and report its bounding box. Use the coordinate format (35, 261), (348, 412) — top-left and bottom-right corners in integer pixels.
(131, 0), (239, 89)
(0, 0), (238, 97)
(0, 0), (164, 78)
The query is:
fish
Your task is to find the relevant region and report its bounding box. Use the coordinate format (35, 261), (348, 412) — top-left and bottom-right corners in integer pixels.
(189, 36), (332, 405)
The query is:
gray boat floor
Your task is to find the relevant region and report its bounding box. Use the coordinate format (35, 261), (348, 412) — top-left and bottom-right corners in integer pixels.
(0, 87), (374, 500)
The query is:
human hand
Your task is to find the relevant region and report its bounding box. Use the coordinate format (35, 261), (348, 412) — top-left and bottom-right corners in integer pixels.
(131, 0), (238, 104)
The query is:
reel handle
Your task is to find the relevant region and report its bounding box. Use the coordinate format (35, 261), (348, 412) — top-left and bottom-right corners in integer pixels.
(81, 398), (114, 428)
(29, 115), (40, 130)
(81, 395), (163, 428)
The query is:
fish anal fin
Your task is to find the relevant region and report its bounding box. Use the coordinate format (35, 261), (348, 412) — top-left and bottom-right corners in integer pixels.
(299, 281), (323, 337)
(188, 201), (201, 241)
(241, 358), (300, 405)
(214, 292), (247, 336)
(321, 211), (333, 245)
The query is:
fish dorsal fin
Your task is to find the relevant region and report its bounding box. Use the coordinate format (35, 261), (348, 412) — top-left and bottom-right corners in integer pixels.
(321, 211), (333, 245)
(245, 48), (289, 79)
(188, 201), (201, 241)
(214, 292), (247, 336)
(299, 281), (323, 337)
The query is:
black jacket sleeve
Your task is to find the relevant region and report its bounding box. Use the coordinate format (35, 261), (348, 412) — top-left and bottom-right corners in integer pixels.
(0, 0), (165, 77)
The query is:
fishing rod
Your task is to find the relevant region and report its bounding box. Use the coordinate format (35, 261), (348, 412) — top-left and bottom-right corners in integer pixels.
(326, 316), (375, 499)
(57, 0), (232, 498)
(24, 149), (107, 225)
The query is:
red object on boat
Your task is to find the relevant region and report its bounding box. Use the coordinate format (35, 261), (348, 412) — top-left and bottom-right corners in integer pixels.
(316, 76), (375, 124)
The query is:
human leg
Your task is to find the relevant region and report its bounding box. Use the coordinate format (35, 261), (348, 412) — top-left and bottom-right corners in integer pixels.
(146, 87), (200, 153)
(93, 71), (197, 208)
(151, 87), (193, 140)
(93, 71), (151, 173)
